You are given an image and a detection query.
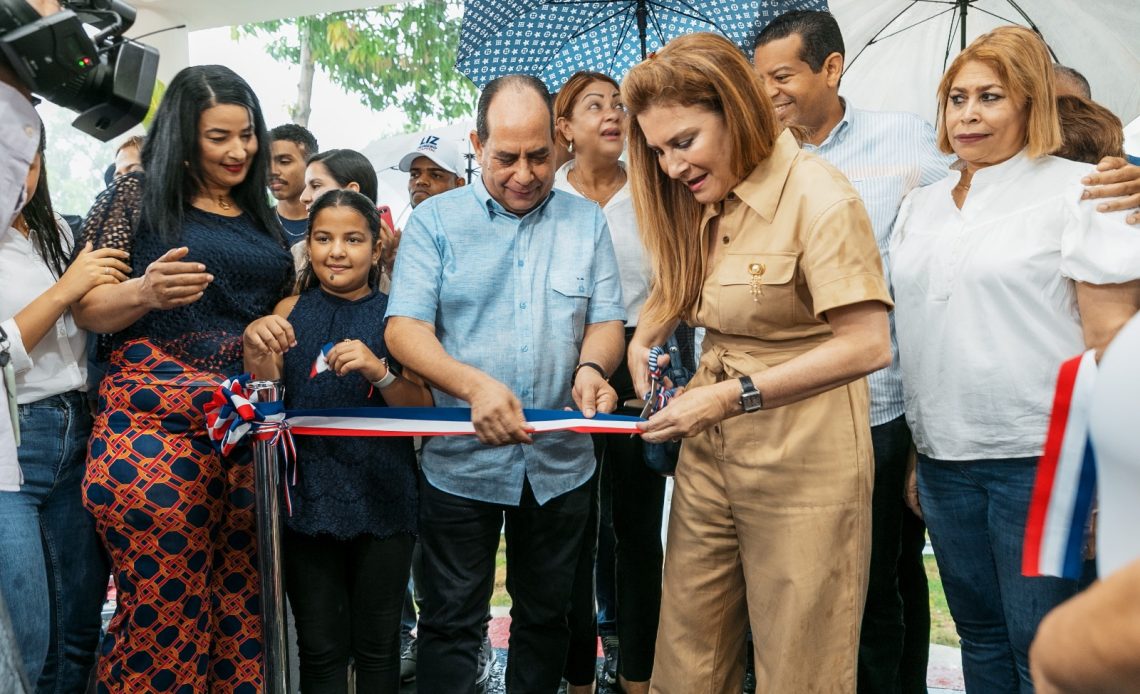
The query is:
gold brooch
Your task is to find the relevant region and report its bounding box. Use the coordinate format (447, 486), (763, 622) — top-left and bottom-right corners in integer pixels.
(748, 262), (765, 302)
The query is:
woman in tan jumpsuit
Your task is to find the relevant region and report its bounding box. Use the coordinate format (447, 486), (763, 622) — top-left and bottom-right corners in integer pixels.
(623, 33), (893, 693)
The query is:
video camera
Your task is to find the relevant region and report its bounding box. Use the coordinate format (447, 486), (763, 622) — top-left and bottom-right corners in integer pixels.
(0, 0), (159, 141)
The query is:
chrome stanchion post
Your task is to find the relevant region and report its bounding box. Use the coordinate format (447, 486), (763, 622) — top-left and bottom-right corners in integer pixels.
(250, 380), (288, 694)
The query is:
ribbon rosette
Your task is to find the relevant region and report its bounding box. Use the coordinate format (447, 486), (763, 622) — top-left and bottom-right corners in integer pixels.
(205, 375), (299, 511)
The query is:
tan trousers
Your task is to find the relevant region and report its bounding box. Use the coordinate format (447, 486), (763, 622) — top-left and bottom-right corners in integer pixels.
(650, 382), (873, 694)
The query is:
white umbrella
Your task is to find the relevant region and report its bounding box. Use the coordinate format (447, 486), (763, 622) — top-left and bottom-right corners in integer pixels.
(829, 0), (1140, 125)
(359, 121), (476, 225)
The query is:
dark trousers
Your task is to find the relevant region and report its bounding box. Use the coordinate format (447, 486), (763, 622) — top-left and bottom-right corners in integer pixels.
(418, 476), (590, 694)
(858, 415), (930, 694)
(565, 348), (666, 685)
(564, 468), (601, 686)
(284, 529), (414, 694)
(898, 505), (931, 692)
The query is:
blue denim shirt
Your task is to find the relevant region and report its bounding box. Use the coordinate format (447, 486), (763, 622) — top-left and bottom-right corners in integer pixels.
(385, 178), (625, 505)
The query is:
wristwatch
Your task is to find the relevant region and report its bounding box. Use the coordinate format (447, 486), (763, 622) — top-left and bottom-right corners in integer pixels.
(370, 358), (398, 389)
(738, 376), (763, 413)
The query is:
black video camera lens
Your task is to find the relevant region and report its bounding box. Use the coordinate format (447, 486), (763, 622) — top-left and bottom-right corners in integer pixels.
(0, 0), (158, 141)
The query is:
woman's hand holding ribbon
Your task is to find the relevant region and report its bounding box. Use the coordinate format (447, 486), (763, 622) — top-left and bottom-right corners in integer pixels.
(638, 380), (735, 443)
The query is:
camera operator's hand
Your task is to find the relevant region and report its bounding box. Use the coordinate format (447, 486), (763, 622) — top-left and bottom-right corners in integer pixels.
(140, 247), (213, 311)
(467, 373), (533, 446)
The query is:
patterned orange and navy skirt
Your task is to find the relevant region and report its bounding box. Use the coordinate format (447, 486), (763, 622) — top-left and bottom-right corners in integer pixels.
(83, 340), (262, 693)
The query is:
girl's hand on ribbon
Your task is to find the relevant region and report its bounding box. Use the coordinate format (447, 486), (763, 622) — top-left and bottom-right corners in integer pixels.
(572, 367), (618, 418)
(325, 339), (386, 380)
(638, 381), (735, 443)
(243, 315), (296, 358)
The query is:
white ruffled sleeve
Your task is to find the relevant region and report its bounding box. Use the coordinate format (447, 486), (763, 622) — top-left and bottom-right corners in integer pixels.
(1060, 181), (1140, 284)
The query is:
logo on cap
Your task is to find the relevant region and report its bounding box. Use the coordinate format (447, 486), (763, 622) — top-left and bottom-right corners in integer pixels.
(418, 135), (440, 153)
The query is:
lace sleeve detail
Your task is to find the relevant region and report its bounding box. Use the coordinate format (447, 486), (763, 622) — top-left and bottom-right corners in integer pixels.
(77, 172), (144, 255)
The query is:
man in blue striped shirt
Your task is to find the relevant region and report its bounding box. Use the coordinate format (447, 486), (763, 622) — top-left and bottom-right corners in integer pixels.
(755, 10), (1140, 694)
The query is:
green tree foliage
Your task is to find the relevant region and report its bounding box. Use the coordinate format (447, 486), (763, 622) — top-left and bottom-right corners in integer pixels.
(235, 0), (476, 131)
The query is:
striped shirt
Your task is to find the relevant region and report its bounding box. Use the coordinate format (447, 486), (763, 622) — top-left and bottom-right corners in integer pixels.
(804, 102), (953, 426)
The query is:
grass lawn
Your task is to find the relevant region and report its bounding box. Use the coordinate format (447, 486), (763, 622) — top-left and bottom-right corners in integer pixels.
(925, 555), (959, 647)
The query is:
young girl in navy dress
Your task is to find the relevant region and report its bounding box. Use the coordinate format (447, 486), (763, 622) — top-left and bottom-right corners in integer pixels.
(243, 189), (431, 693)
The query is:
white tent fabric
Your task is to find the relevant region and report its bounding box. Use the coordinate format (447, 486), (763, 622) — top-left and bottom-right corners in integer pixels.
(830, 0), (1140, 126)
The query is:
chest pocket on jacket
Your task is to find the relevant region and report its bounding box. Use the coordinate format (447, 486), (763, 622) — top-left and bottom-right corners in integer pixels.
(716, 252), (798, 336)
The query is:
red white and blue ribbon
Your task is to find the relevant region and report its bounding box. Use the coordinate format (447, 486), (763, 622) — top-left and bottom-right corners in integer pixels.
(285, 406), (642, 437)
(203, 375), (645, 513)
(1023, 350), (1099, 579)
(310, 342), (335, 377)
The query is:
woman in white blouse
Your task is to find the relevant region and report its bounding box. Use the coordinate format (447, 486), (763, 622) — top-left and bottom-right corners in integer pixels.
(891, 26), (1140, 693)
(552, 70), (658, 694)
(0, 131), (130, 689)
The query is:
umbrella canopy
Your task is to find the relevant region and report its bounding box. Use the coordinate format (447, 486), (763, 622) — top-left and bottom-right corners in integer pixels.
(831, 0), (1140, 125)
(457, 0), (826, 90)
(359, 121), (476, 225)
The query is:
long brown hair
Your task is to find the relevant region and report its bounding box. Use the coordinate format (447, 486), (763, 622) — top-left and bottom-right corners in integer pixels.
(623, 32), (782, 324)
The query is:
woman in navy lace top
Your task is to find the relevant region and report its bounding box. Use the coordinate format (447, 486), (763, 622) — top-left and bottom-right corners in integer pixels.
(72, 65), (293, 692)
(244, 189), (430, 692)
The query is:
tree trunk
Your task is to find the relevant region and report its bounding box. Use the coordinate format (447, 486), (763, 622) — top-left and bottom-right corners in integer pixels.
(293, 21), (315, 127)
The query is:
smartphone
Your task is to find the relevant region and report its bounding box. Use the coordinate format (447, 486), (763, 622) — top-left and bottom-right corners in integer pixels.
(377, 205), (395, 232)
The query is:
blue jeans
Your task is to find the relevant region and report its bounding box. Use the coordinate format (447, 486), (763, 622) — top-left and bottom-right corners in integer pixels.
(0, 391), (108, 692)
(917, 455), (1079, 693)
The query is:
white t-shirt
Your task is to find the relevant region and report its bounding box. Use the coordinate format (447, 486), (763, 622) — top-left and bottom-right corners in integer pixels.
(555, 160), (650, 326)
(891, 151), (1140, 460)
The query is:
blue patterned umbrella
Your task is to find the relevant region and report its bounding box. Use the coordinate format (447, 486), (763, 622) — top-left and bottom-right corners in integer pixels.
(457, 0), (829, 90)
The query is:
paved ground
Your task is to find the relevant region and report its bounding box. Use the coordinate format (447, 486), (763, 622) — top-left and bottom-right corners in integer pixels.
(395, 616), (966, 693)
(106, 595), (965, 692)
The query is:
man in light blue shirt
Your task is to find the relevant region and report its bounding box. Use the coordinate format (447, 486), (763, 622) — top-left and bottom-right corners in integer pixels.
(385, 74), (625, 692)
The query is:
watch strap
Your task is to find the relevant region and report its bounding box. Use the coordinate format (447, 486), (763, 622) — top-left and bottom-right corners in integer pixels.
(572, 361), (608, 386)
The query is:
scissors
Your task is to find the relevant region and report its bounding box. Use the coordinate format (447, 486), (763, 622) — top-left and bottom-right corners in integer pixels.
(639, 380), (662, 420)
